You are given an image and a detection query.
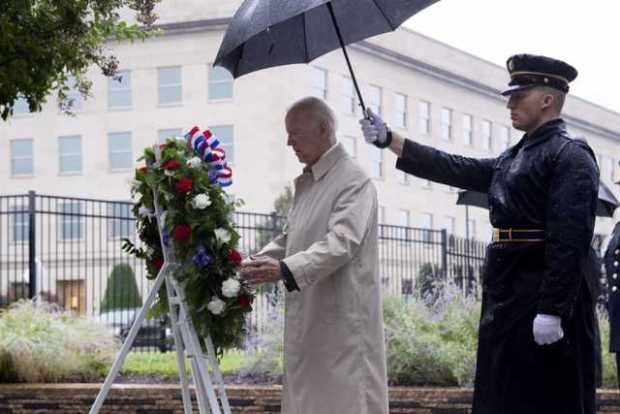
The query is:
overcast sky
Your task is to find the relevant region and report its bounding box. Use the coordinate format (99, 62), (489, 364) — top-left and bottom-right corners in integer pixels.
(403, 0), (619, 113)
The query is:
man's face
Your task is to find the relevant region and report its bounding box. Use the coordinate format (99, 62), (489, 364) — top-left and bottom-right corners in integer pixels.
(285, 110), (326, 166)
(506, 87), (550, 132)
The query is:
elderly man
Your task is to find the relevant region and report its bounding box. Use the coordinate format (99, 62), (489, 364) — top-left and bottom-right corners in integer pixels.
(361, 54), (599, 413)
(241, 96), (388, 414)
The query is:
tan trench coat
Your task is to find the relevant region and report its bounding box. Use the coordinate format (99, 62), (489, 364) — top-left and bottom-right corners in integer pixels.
(259, 143), (388, 414)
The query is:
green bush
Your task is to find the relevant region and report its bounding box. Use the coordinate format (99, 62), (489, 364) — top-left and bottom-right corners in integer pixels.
(384, 282), (480, 386)
(0, 300), (118, 383)
(100, 263), (143, 312)
(240, 309), (284, 379)
(598, 310), (619, 388)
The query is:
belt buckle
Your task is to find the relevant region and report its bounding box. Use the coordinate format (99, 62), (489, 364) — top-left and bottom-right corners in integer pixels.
(493, 228), (500, 242)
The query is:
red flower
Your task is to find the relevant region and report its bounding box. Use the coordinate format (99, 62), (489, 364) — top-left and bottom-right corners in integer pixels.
(228, 250), (242, 265)
(173, 224), (192, 242)
(153, 257), (164, 270)
(162, 159), (181, 170)
(238, 295), (253, 309)
(175, 177), (193, 193)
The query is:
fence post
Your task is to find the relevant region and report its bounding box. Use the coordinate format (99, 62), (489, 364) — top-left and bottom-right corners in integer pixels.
(28, 190), (36, 299)
(270, 212), (279, 238)
(440, 229), (448, 280)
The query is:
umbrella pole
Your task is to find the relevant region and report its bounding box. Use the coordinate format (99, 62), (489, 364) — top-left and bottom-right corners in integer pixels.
(326, 2), (367, 114)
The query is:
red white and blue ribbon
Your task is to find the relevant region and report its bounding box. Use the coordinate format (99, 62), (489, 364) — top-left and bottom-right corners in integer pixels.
(185, 126), (233, 187)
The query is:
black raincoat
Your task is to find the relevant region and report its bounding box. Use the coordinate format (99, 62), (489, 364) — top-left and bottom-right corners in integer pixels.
(605, 222), (620, 352)
(396, 119), (599, 414)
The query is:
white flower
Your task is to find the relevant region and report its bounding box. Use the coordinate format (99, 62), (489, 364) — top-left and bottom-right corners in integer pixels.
(221, 278), (240, 298)
(214, 228), (231, 244)
(129, 179), (141, 190)
(187, 157), (202, 168)
(207, 297), (226, 315)
(191, 193), (211, 210)
(223, 193), (235, 205)
(138, 206), (154, 217)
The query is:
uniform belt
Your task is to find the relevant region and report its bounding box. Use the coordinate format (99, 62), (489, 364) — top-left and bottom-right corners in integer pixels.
(492, 228), (545, 242)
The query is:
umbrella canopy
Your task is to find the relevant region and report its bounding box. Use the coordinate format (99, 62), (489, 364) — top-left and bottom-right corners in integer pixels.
(457, 181), (620, 218)
(215, 0), (438, 77)
(214, 0), (439, 110)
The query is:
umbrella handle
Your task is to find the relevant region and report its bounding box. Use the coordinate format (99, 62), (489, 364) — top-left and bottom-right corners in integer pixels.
(326, 2), (367, 114)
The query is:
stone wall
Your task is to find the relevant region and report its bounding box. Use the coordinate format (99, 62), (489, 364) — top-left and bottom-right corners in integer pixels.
(0, 384), (619, 413)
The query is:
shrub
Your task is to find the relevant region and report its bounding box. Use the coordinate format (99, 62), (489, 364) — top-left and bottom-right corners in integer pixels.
(100, 263), (142, 312)
(0, 300), (118, 383)
(239, 306), (284, 379)
(384, 281), (480, 386)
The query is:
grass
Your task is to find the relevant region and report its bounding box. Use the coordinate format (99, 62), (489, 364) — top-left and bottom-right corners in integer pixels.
(120, 350), (246, 377)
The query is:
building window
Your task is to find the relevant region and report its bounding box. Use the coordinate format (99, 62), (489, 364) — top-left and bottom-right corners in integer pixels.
(418, 100), (431, 135)
(311, 67), (328, 99)
(208, 65), (233, 100)
(369, 146), (383, 179)
(13, 96), (30, 115)
(420, 213), (434, 242)
(369, 85), (382, 116)
(398, 209), (410, 227)
(60, 202), (83, 240)
(108, 132), (133, 170)
(65, 76), (82, 111)
(463, 114), (473, 146)
(11, 205), (28, 243)
(158, 128), (183, 144)
(443, 215), (456, 235)
(59, 135), (82, 174)
(108, 70), (132, 110)
(499, 125), (510, 151)
(605, 156), (615, 183)
(482, 120), (492, 151)
(398, 171), (410, 185)
(108, 203), (133, 239)
(341, 136), (357, 159)
(210, 125), (234, 164)
(158, 66), (182, 105)
(10, 139), (34, 176)
(394, 93), (408, 129)
(441, 107), (452, 141)
(378, 205), (386, 224)
(398, 209), (410, 239)
(467, 218), (477, 240)
(343, 77), (357, 115)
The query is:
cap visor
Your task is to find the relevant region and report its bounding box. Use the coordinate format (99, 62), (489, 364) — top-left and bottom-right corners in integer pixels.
(501, 84), (534, 96)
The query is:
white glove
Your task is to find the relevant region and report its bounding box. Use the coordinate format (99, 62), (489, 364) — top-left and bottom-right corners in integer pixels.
(359, 108), (389, 146)
(532, 313), (564, 345)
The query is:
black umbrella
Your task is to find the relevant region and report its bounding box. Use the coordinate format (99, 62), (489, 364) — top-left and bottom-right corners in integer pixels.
(214, 0), (439, 112)
(457, 181), (620, 218)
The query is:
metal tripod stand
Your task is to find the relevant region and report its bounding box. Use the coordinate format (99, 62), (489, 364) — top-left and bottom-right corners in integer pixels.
(90, 147), (231, 414)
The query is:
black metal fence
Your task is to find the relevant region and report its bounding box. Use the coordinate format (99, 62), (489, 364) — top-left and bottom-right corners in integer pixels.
(0, 192), (487, 350)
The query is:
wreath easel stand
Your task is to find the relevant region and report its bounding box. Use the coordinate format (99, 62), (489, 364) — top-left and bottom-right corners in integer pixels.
(89, 146), (231, 414)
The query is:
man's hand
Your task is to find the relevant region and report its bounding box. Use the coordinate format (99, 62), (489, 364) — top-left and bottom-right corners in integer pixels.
(533, 313), (564, 345)
(240, 255), (282, 286)
(359, 108), (390, 148)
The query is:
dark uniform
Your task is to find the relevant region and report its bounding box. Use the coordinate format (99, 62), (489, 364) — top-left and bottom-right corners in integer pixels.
(605, 221), (620, 385)
(394, 55), (599, 414)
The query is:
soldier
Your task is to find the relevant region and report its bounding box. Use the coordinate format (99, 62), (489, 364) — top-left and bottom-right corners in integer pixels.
(360, 54), (599, 414)
(605, 164), (620, 388)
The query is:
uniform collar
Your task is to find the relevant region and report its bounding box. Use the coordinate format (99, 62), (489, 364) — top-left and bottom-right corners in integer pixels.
(302, 143), (346, 181)
(522, 118), (566, 150)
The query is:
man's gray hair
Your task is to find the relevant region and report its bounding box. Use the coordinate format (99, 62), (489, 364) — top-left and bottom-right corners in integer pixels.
(286, 96), (338, 136)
